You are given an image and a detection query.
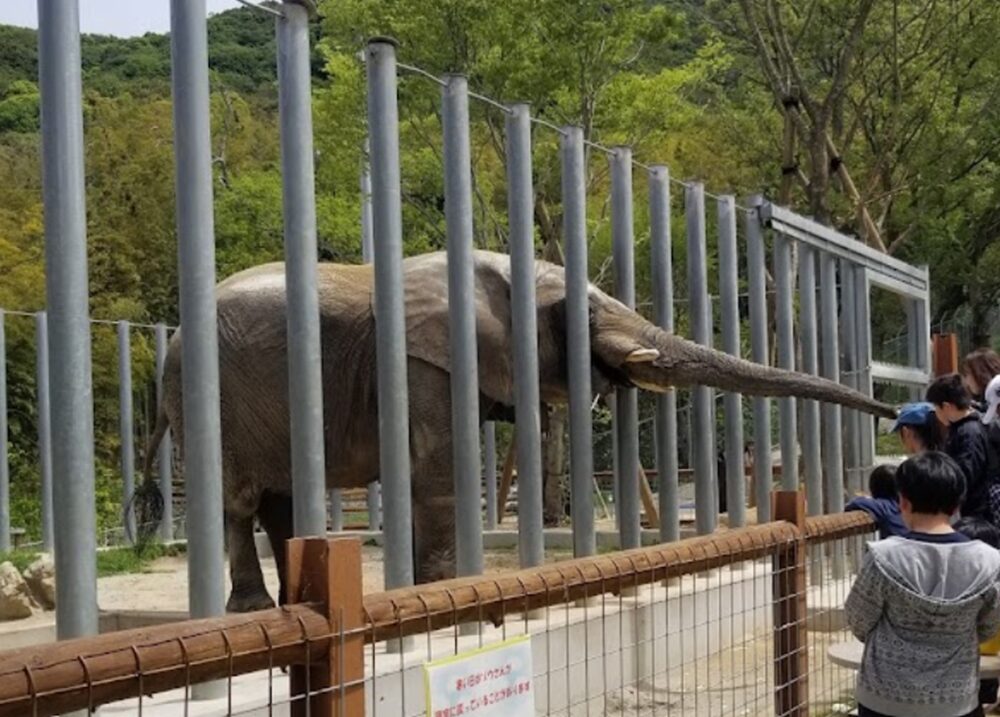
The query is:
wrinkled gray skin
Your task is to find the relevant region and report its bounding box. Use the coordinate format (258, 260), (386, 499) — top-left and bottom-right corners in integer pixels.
(144, 250), (895, 612)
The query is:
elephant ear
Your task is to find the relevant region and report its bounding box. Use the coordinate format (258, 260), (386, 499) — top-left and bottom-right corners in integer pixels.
(398, 252), (516, 405)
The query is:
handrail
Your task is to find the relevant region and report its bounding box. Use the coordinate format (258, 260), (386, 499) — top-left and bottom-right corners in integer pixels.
(0, 510), (875, 717)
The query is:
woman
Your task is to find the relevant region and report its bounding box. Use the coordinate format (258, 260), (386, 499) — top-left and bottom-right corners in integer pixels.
(963, 349), (1000, 528)
(962, 348), (1000, 408)
(891, 401), (946, 454)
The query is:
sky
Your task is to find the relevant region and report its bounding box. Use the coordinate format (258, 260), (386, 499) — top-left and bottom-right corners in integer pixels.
(0, 1), (246, 38)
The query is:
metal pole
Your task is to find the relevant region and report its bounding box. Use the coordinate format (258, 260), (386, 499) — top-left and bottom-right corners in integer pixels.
(820, 251), (845, 575)
(611, 400), (620, 528)
(798, 245), (822, 516)
(839, 261), (859, 491)
(170, 0), (227, 677)
(355, 137), (375, 532)
(649, 166), (679, 542)
(328, 491), (344, 532)
(360, 137), (374, 264)
(35, 312), (54, 552)
(717, 196), (746, 527)
(561, 126), (595, 557)
(855, 267), (876, 472)
(773, 233), (799, 491)
(484, 422), (497, 530)
(442, 74), (483, 577)
(745, 199), (772, 521)
(685, 183), (717, 535)
(117, 321), (136, 544)
(154, 323), (173, 542)
(366, 39), (414, 588)
(0, 311), (8, 552)
(38, 0), (97, 639)
(505, 103), (544, 568)
(610, 147), (641, 550)
(276, 2), (327, 537)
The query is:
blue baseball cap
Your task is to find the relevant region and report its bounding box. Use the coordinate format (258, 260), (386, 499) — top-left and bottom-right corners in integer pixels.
(890, 402), (935, 432)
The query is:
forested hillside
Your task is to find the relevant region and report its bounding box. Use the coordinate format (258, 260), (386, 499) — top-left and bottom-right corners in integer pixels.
(1, 1), (998, 537)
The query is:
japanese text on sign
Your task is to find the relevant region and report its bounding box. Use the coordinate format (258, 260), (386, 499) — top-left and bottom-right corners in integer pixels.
(424, 634), (534, 717)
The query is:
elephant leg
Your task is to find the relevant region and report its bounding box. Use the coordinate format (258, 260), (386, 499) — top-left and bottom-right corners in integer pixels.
(412, 493), (457, 583)
(403, 359), (461, 583)
(256, 490), (294, 606)
(225, 510), (275, 612)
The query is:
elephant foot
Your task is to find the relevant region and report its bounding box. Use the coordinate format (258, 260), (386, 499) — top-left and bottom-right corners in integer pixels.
(226, 588), (276, 613)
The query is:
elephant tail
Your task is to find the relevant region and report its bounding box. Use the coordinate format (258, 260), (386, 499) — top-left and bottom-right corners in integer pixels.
(127, 406), (169, 550)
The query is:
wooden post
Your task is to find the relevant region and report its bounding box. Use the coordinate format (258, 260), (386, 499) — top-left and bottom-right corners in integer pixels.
(771, 491), (808, 716)
(932, 333), (960, 376)
(286, 537), (365, 717)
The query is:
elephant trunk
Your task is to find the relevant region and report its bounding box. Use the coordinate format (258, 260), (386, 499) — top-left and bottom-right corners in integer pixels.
(637, 330), (897, 420)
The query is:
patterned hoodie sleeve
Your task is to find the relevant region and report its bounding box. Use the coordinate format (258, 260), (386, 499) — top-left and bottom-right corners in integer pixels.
(977, 583), (1000, 642)
(845, 552), (884, 642)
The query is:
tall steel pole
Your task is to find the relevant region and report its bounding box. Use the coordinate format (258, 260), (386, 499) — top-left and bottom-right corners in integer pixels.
(773, 233), (799, 490)
(360, 138), (379, 531)
(442, 74), (483, 577)
(561, 126), (595, 557)
(820, 253), (844, 514)
(170, 0), (227, 682)
(276, 1), (327, 537)
(610, 147), (641, 550)
(117, 321), (136, 544)
(649, 166), (679, 542)
(504, 103), (544, 568)
(366, 39), (414, 589)
(745, 199), (772, 521)
(717, 197), (745, 527)
(154, 323), (174, 542)
(798, 245), (822, 516)
(35, 311), (54, 552)
(839, 260), (861, 494)
(483, 423), (498, 530)
(37, 0), (98, 639)
(686, 183), (717, 535)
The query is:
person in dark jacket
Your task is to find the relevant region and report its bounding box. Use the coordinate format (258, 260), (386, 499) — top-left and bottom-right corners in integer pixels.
(846, 464), (908, 539)
(927, 374), (993, 522)
(963, 350), (1000, 484)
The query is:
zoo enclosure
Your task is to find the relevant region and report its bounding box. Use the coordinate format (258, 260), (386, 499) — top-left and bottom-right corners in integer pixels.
(0, 493), (875, 716)
(10, 0), (936, 656)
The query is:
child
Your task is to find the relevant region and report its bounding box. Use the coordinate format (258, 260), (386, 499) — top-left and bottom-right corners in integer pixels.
(845, 451), (1000, 717)
(845, 464), (907, 539)
(955, 517), (1000, 711)
(927, 374), (992, 522)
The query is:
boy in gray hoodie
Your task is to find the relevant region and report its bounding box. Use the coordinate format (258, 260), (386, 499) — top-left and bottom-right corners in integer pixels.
(845, 451), (1000, 717)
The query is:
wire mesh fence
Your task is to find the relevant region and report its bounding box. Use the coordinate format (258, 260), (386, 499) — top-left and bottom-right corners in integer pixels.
(0, 496), (876, 717)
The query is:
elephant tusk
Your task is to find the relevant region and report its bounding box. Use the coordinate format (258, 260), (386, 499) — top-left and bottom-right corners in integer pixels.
(625, 348), (660, 363)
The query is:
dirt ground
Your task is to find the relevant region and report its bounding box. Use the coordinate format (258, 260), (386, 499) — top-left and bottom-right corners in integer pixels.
(94, 544), (575, 612)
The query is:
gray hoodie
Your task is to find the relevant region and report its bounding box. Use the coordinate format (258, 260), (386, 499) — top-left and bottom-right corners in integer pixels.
(845, 534), (1000, 717)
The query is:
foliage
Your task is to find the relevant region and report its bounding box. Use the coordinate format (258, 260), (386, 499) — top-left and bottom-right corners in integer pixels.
(0, 542), (185, 577)
(0, 0), (998, 532)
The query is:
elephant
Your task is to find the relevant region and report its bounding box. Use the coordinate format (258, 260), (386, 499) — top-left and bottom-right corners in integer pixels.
(139, 249), (896, 613)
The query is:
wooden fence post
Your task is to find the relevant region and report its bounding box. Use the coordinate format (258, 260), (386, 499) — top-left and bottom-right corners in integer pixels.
(286, 537), (365, 717)
(932, 333), (960, 376)
(772, 490), (808, 716)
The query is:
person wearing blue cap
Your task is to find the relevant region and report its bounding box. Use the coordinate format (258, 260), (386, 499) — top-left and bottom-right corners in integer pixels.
(891, 401), (945, 454)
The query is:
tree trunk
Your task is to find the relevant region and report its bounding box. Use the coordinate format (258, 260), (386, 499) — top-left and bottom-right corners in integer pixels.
(807, 128), (831, 225)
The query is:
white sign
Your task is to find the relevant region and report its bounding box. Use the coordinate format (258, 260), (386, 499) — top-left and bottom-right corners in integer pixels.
(423, 634), (534, 717)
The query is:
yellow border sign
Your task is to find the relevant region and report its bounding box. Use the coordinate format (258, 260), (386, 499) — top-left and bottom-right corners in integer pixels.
(423, 634), (534, 716)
